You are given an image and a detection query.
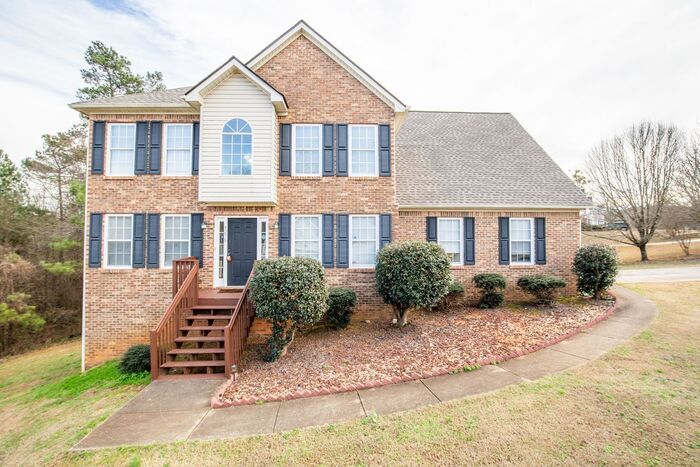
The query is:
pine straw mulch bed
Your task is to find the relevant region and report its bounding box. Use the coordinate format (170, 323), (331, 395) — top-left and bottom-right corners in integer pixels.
(219, 298), (614, 406)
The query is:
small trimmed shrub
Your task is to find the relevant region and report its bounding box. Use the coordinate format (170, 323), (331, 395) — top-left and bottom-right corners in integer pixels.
(432, 280), (466, 311)
(326, 288), (357, 329)
(517, 274), (567, 306)
(251, 257), (329, 361)
(375, 241), (452, 326)
(572, 244), (618, 299)
(473, 273), (506, 308)
(119, 344), (150, 374)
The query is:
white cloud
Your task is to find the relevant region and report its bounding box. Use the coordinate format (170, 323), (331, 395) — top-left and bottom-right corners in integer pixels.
(1, 0), (699, 174)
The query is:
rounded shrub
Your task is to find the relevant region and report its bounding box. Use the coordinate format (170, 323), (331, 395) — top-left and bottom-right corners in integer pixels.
(516, 274), (567, 306)
(432, 280), (466, 311)
(251, 257), (328, 361)
(119, 344), (150, 374)
(572, 244), (618, 299)
(326, 287), (357, 330)
(375, 241), (452, 326)
(473, 273), (506, 308)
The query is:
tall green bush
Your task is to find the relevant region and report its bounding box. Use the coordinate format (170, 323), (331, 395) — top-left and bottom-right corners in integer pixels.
(251, 257), (328, 361)
(572, 244), (618, 299)
(375, 241), (452, 326)
(0, 292), (44, 356)
(473, 273), (506, 308)
(517, 274), (567, 306)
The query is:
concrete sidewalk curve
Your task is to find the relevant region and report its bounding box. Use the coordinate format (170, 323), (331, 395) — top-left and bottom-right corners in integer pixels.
(73, 285), (657, 450)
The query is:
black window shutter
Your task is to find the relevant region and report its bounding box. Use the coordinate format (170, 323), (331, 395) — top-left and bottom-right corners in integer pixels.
(147, 214), (160, 268)
(426, 217), (437, 242)
(379, 124), (391, 176)
(498, 217), (510, 265)
(91, 121), (105, 174)
(148, 121), (162, 174)
(336, 124), (348, 176)
(535, 217), (546, 264)
(322, 214), (334, 267)
(280, 124), (291, 176)
(132, 213), (145, 267)
(336, 214), (349, 267)
(88, 213), (102, 268)
(379, 214), (392, 249)
(278, 214), (291, 256)
(322, 124), (334, 176)
(192, 122), (200, 175)
(464, 217), (475, 265)
(134, 122), (148, 175)
(191, 213), (204, 267)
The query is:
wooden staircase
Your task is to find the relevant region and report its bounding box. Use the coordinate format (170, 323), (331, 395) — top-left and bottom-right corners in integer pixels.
(150, 258), (255, 379)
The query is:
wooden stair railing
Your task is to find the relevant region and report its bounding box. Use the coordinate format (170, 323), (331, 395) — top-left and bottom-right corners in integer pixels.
(223, 275), (255, 379)
(150, 257), (199, 379)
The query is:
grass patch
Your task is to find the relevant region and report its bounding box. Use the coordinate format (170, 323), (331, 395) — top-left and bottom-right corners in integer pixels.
(0, 341), (149, 465)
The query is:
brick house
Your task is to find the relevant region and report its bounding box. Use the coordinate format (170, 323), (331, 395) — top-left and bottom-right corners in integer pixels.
(71, 21), (590, 375)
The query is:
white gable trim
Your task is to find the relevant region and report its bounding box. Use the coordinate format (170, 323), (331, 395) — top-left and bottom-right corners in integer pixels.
(184, 56), (288, 115)
(246, 20), (407, 113)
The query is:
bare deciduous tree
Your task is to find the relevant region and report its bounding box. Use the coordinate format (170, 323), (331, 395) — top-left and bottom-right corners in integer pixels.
(586, 122), (683, 261)
(663, 205), (695, 256)
(678, 129), (700, 222)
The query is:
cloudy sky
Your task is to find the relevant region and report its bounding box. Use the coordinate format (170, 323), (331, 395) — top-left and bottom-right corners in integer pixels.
(1, 0), (698, 173)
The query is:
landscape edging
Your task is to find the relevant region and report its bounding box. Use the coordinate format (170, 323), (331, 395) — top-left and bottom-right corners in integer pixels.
(211, 295), (618, 409)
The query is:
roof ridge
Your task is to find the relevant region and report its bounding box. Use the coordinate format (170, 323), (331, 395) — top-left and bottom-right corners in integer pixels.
(410, 110), (512, 115)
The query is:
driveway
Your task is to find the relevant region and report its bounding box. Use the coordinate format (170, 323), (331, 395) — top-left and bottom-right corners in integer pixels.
(617, 265), (700, 283)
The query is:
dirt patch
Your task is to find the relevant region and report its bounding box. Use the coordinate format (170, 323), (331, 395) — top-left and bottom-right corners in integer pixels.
(221, 299), (612, 404)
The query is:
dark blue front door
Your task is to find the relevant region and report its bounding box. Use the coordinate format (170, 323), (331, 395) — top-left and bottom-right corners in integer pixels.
(227, 218), (257, 286)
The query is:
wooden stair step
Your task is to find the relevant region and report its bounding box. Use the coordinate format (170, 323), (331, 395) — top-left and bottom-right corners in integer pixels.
(192, 305), (236, 310)
(160, 360), (225, 368)
(184, 314), (232, 321)
(175, 336), (224, 343)
(167, 348), (224, 355)
(180, 325), (226, 332)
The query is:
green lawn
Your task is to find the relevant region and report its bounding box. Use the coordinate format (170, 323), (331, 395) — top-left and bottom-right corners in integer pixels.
(2, 283), (699, 465)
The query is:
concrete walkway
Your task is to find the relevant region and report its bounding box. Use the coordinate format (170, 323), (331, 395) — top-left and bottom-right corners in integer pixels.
(617, 264), (700, 283)
(73, 286), (657, 451)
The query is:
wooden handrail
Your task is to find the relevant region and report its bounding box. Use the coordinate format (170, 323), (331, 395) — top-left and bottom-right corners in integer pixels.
(172, 256), (198, 297)
(150, 258), (199, 379)
(223, 274), (255, 379)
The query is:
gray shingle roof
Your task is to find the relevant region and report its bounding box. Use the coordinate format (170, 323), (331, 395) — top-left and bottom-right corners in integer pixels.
(396, 111), (590, 208)
(70, 87), (191, 107)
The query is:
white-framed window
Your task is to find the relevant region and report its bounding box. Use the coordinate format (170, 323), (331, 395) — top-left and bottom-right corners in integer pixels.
(291, 215), (322, 261)
(164, 124), (192, 175)
(107, 123), (136, 176)
(438, 218), (462, 265)
(292, 124), (322, 176)
(510, 218), (534, 264)
(161, 215), (191, 268)
(349, 125), (378, 177)
(349, 215), (379, 268)
(221, 118), (252, 175)
(105, 214), (133, 268)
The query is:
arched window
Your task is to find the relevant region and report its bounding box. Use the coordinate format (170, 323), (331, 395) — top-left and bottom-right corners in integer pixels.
(221, 118), (252, 175)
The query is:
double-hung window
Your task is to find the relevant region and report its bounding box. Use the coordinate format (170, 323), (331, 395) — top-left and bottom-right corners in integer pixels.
(162, 215), (191, 268)
(108, 124), (135, 175)
(350, 215), (379, 267)
(164, 124), (192, 175)
(292, 124), (322, 175)
(510, 218), (534, 264)
(292, 215), (322, 261)
(349, 125), (378, 177)
(437, 218), (462, 265)
(105, 214), (133, 267)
